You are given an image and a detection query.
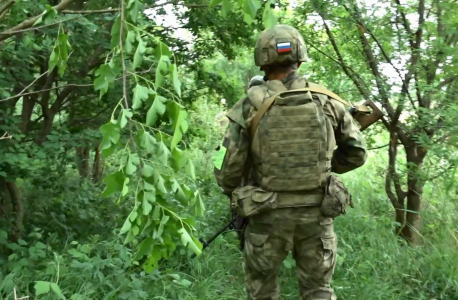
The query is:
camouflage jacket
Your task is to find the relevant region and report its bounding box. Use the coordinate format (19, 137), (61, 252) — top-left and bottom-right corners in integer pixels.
(214, 71), (367, 195)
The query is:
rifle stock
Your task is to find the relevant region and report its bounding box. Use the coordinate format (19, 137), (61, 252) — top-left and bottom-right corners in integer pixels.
(349, 100), (384, 131)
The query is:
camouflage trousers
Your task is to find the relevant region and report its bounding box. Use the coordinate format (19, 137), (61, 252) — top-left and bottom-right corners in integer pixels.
(244, 206), (337, 300)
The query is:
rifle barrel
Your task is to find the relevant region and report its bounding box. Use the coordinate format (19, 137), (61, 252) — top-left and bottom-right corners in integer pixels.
(190, 217), (237, 259)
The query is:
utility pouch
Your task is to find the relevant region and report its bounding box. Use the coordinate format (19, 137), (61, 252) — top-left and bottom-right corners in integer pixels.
(320, 174), (354, 218)
(231, 185), (277, 218)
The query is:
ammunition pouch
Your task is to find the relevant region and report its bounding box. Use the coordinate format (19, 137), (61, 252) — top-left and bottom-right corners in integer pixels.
(320, 174), (354, 218)
(231, 185), (323, 218)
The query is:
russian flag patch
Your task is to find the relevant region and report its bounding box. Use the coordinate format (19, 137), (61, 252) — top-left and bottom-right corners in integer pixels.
(277, 42), (292, 53)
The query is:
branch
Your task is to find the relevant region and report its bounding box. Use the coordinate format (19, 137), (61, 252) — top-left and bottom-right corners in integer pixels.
(436, 75), (458, 90)
(0, 0), (14, 19)
(0, 84), (92, 102)
(0, 0), (74, 42)
(0, 17), (80, 36)
(394, 0), (414, 47)
(120, 0), (128, 110)
(318, 13), (371, 100)
(62, 8), (119, 14)
(62, 1), (214, 14)
(385, 131), (407, 209)
(0, 132), (12, 140)
(343, 5), (415, 108)
(68, 106), (111, 127)
(356, 23), (394, 117)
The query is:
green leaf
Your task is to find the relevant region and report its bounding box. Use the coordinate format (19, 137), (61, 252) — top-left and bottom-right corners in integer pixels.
(145, 191), (156, 203)
(156, 214), (170, 238)
(125, 30), (136, 53)
(132, 225), (140, 236)
(185, 160), (196, 180)
(94, 64), (116, 97)
(154, 42), (171, 60)
(171, 179), (187, 204)
(127, 0), (144, 21)
(155, 56), (169, 88)
(133, 237), (154, 260)
(130, 210), (138, 222)
(168, 102), (189, 149)
(101, 171), (125, 197)
(132, 84), (153, 110)
(152, 205), (161, 220)
(35, 281), (51, 296)
(262, 1), (277, 28)
(146, 95), (167, 126)
(34, 5), (57, 26)
(169, 64), (181, 97)
(100, 120), (120, 159)
(141, 164), (155, 178)
(143, 193), (153, 215)
(133, 35), (147, 70)
(135, 130), (157, 153)
(171, 148), (188, 170)
(153, 171), (167, 194)
(194, 190), (205, 216)
(48, 27), (71, 76)
(50, 283), (65, 299)
(110, 17), (121, 49)
(100, 121), (120, 146)
(157, 142), (171, 165)
(209, 0), (223, 7)
(177, 228), (202, 256)
(122, 177), (130, 197)
(221, 0), (233, 17)
(70, 294), (84, 300)
(144, 181), (155, 191)
(119, 109), (133, 129)
(120, 218), (132, 235)
(125, 153), (139, 175)
(243, 0), (261, 24)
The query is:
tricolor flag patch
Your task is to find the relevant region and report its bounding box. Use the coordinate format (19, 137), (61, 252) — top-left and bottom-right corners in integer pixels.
(277, 42), (292, 53)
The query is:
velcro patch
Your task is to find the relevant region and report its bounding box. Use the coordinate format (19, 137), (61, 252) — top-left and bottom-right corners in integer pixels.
(277, 42), (292, 53)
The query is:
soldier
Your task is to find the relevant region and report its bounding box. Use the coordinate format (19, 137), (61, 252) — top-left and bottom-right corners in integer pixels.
(214, 24), (367, 300)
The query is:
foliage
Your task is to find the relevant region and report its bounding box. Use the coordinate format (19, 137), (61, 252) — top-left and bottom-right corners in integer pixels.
(1, 0), (458, 299)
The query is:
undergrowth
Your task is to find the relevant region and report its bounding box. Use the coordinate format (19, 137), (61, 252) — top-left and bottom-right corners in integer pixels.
(1, 149), (458, 300)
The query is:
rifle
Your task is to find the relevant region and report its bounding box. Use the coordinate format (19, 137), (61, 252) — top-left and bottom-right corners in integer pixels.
(348, 100), (384, 131)
(191, 216), (238, 259)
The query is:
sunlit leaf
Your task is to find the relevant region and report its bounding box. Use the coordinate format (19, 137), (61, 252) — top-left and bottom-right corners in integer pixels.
(177, 228), (202, 256)
(146, 95), (167, 126)
(34, 281), (50, 296)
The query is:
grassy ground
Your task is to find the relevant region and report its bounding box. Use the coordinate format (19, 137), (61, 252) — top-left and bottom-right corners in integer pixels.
(1, 154), (458, 299)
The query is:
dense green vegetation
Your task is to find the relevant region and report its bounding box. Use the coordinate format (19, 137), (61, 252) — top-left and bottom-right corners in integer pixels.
(1, 0), (457, 299)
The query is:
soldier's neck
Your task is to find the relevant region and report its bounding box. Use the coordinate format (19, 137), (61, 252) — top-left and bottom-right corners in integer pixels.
(267, 70), (295, 81)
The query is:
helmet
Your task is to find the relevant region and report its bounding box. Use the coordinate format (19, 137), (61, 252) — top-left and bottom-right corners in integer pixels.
(254, 25), (308, 68)
(249, 75), (265, 88)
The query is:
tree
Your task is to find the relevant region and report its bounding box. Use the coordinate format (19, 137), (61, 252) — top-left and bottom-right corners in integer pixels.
(0, 0), (278, 270)
(293, 0), (458, 244)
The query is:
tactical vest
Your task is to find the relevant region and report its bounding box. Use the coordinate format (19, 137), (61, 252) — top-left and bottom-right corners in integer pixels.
(247, 77), (336, 192)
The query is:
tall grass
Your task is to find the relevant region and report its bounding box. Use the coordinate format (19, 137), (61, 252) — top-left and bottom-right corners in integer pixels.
(1, 110), (458, 299)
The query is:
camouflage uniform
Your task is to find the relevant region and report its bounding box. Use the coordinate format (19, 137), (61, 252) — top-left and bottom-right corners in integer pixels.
(214, 25), (367, 300)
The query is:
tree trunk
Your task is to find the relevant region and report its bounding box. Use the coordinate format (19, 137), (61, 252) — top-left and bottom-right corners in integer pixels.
(0, 178), (23, 242)
(6, 181), (23, 242)
(395, 146), (426, 245)
(76, 146), (90, 178)
(91, 145), (103, 183)
(401, 178), (423, 244)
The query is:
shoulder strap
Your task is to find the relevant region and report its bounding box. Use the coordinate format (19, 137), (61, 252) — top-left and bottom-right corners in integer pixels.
(249, 86), (351, 138)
